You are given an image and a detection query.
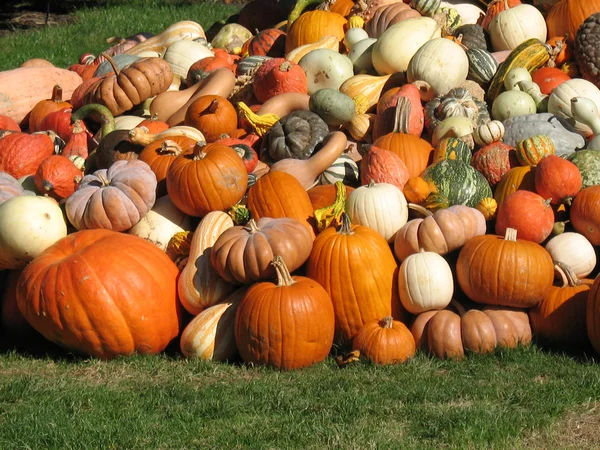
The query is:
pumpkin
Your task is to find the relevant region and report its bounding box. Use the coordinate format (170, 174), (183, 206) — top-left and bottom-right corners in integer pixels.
(178, 211), (235, 315)
(210, 217), (314, 284)
(546, 0), (600, 41)
(180, 288), (246, 361)
(365, 3), (422, 38)
(16, 229), (182, 359)
(480, 0), (522, 30)
(246, 170), (316, 235)
(403, 176), (435, 204)
(242, 28), (286, 58)
(65, 159), (157, 231)
(345, 180), (409, 243)
(39, 107), (76, 143)
(456, 227), (554, 308)
(0, 115), (20, 132)
(398, 249), (454, 314)
(0, 195), (68, 271)
(493, 165), (536, 205)
(235, 255), (335, 370)
(495, 190), (554, 243)
(393, 204), (487, 261)
(1, 270), (36, 337)
(352, 316), (416, 365)
(372, 84), (424, 140)
(359, 145), (410, 190)
(252, 58), (308, 103)
(0, 171), (33, 205)
(531, 67), (571, 95)
(545, 232), (597, 279)
(372, 132), (434, 178)
(570, 185), (600, 245)
(529, 262), (592, 346)
(306, 213), (404, 345)
(308, 183), (355, 210)
(166, 143), (248, 218)
(470, 141), (518, 186)
(488, 4), (547, 52)
(285, 10), (347, 54)
(516, 135), (555, 166)
(534, 154), (582, 205)
(28, 85), (72, 133)
(0, 132), (56, 179)
(183, 95), (238, 143)
(186, 52), (238, 86)
(34, 155), (82, 201)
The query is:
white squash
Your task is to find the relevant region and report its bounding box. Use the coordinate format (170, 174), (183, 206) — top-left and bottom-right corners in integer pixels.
(488, 4), (547, 52)
(347, 38), (377, 74)
(570, 97), (600, 150)
(407, 38), (469, 100)
(431, 116), (474, 147)
(545, 232), (597, 279)
(128, 195), (192, 251)
(371, 17), (441, 75)
(114, 115), (146, 130)
(440, 1), (485, 25)
(345, 181), (409, 243)
(398, 249), (454, 314)
(180, 288), (246, 361)
(344, 28), (369, 51)
(491, 90), (537, 121)
(163, 40), (213, 79)
(0, 195), (67, 270)
(548, 79), (600, 137)
(298, 49), (354, 95)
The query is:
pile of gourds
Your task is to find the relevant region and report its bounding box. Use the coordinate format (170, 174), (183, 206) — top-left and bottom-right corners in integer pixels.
(1, 0), (600, 370)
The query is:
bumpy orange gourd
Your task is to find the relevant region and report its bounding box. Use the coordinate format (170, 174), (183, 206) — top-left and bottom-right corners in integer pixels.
(34, 155), (82, 201)
(0, 132), (56, 179)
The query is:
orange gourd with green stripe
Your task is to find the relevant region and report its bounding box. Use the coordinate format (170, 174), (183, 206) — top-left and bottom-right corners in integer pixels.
(516, 135), (555, 166)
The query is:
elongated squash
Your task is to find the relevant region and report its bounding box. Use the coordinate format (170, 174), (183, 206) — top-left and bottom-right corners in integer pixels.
(125, 21), (206, 56)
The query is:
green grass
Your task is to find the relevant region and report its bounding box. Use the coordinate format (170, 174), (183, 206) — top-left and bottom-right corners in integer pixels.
(0, 0), (243, 71)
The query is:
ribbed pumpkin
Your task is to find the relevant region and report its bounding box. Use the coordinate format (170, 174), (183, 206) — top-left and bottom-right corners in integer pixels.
(242, 28), (286, 57)
(285, 10), (347, 54)
(183, 95), (238, 143)
(493, 165), (536, 205)
(0, 171), (30, 206)
(28, 85), (71, 132)
(352, 316), (416, 365)
(516, 135), (555, 166)
(495, 190), (555, 244)
(365, 3), (422, 38)
(0, 132), (56, 179)
(534, 154), (582, 205)
(166, 143), (248, 218)
(373, 132), (434, 178)
(359, 144), (410, 190)
(235, 256), (335, 370)
(34, 155), (82, 201)
(547, 0), (600, 40)
(306, 213), (404, 345)
(307, 183), (355, 210)
(252, 58), (308, 104)
(138, 136), (196, 197)
(246, 170), (316, 236)
(529, 262), (592, 346)
(456, 227), (554, 308)
(570, 185), (600, 245)
(16, 229), (182, 359)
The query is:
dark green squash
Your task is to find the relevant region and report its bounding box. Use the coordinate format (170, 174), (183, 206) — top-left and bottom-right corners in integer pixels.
(433, 137), (472, 165)
(466, 48), (498, 86)
(453, 24), (490, 51)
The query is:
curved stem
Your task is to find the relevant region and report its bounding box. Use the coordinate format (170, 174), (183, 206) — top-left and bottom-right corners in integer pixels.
(554, 261), (582, 287)
(449, 299), (467, 317)
(272, 255), (295, 287)
(287, 0), (323, 25)
(71, 103), (116, 139)
(96, 172), (110, 186)
(244, 218), (260, 234)
(338, 212), (354, 235)
(157, 139), (183, 156)
(102, 53), (121, 77)
(51, 84), (63, 103)
(408, 203), (434, 217)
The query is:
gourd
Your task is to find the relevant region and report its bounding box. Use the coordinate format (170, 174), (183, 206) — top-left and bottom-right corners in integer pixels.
(0, 172), (33, 206)
(548, 78), (600, 137)
(566, 150), (600, 188)
(0, 195), (68, 270)
(309, 88), (356, 127)
(570, 185), (600, 245)
(365, 3), (422, 38)
(570, 97), (600, 150)
(124, 21), (206, 56)
(339, 73), (392, 113)
(545, 232), (597, 279)
(163, 40), (213, 78)
(424, 87), (489, 136)
(371, 17), (441, 75)
(491, 90), (537, 121)
(466, 48), (498, 86)
(347, 38), (377, 74)
(298, 49), (354, 94)
(495, 190), (555, 244)
(488, 4), (547, 52)
(318, 154), (360, 186)
(473, 120), (504, 146)
(285, 35), (340, 64)
(0, 132), (56, 179)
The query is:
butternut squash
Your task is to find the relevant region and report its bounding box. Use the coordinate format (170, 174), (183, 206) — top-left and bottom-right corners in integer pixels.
(257, 92), (310, 118)
(270, 131), (348, 189)
(0, 67), (83, 127)
(124, 21), (206, 56)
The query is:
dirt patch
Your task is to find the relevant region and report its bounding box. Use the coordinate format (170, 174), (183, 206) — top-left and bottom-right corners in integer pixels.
(0, 6), (78, 37)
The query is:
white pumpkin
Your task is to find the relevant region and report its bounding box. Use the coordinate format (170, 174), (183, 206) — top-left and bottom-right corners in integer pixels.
(345, 181), (408, 243)
(407, 38), (469, 100)
(398, 249), (454, 314)
(114, 115), (146, 130)
(548, 79), (600, 137)
(0, 195), (67, 270)
(128, 195), (192, 251)
(180, 288), (246, 361)
(545, 232), (597, 279)
(163, 40), (213, 79)
(298, 49), (354, 95)
(372, 17), (441, 75)
(440, 1), (485, 25)
(347, 38), (377, 74)
(488, 4), (547, 52)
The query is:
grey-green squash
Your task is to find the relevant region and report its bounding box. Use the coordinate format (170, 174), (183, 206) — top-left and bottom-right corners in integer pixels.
(309, 88), (356, 127)
(421, 159), (492, 207)
(566, 150), (600, 189)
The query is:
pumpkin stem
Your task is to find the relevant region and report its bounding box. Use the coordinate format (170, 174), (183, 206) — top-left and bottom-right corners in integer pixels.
(314, 181), (347, 231)
(279, 61), (292, 72)
(504, 227), (518, 242)
(207, 98), (219, 114)
(392, 97), (411, 134)
(449, 299), (467, 317)
(71, 103), (116, 139)
(96, 172), (110, 186)
(408, 203), (433, 217)
(42, 180), (54, 192)
(50, 84), (63, 103)
(192, 142), (207, 160)
(102, 53), (121, 76)
(367, 178), (376, 188)
(379, 316), (394, 329)
(157, 139), (183, 156)
(412, 80), (435, 102)
(272, 255), (295, 287)
(338, 212), (354, 235)
(244, 218), (260, 234)
(554, 261), (583, 287)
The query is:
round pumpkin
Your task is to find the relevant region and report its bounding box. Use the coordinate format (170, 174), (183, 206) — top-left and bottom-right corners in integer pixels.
(545, 232), (597, 279)
(534, 154), (582, 205)
(352, 316), (416, 365)
(183, 95), (238, 143)
(16, 229), (182, 359)
(570, 185), (600, 245)
(372, 132), (434, 178)
(495, 190), (555, 244)
(546, 0), (600, 40)
(34, 155), (82, 201)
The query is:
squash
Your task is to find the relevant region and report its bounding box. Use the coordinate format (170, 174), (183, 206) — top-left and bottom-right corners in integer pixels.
(359, 144), (410, 190)
(488, 4), (547, 52)
(495, 190), (555, 244)
(33, 154), (82, 202)
(548, 79), (600, 137)
(534, 154), (582, 205)
(566, 150), (600, 189)
(546, 0), (600, 41)
(493, 165), (536, 205)
(0, 132), (56, 179)
(285, 35), (340, 64)
(299, 49), (354, 95)
(0, 67), (82, 127)
(347, 37), (377, 74)
(545, 232), (597, 279)
(466, 48), (498, 86)
(253, 58), (308, 103)
(570, 97), (600, 150)
(339, 73), (392, 113)
(424, 87), (489, 136)
(309, 88), (356, 127)
(570, 185), (600, 245)
(0, 195), (68, 270)
(285, 10), (347, 54)
(163, 40), (213, 79)
(0, 172), (33, 206)
(124, 21), (206, 56)
(318, 154), (360, 186)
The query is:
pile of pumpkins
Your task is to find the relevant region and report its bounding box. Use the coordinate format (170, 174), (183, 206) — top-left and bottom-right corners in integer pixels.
(1, 0), (600, 370)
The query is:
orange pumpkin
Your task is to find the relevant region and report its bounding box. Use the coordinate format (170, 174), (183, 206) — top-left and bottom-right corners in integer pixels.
(352, 316), (416, 365)
(531, 66), (571, 95)
(493, 165), (536, 205)
(28, 84), (71, 132)
(16, 229), (182, 359)
(184, 95), (238, 143)
(235, 256), (335, 370)
(547, 0), (600, 40)
(166, 142), (248, 217)
(480, 0), (522, 30)
(0, 115), (20, 132)
(372, 132), (434, 178)
(403, 176), (435, 204)
(252, 58), (308, 104)
(456, 227), (555, 308)
(0, 132), (56, 179)
(570, 185), (600, 245)
(359, 144), (410, 190)
(534, 154), (582, 205)
(285, 10), (347, 53)
(308, 183), (355, 210)
(34, 155), (82, 201)
(495, 190), (555, 243)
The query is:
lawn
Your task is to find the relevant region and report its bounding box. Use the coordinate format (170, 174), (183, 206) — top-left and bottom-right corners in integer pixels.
(2, 1), (600, 448)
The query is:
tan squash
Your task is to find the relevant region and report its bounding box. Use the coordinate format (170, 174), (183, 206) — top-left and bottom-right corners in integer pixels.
(339, 73), (392, 113)
(285, 35), (340, 64)
(269, 131), (347, 189)
(124, 21), (206, 56)
(256, 92), (311, 118)
(178, 210), (235, 316)
(128, 125), (206, 146)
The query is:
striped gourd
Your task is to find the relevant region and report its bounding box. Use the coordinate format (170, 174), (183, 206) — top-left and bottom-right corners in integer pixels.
(516, 135), (555, 166)
(466, 48), (498, 86)
(318, 154), (359, 186)
(432, 137), (472, 164)
(235, 55), (272, 77)
(410, 0), (441, 17)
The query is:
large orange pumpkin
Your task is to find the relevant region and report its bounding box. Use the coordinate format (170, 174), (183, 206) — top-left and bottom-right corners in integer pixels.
(285, 10), (347, 53)
(546, 0), (600, 40)
(570, 185), (600, 245)
(16, 230), (182, 359)
(372, 132), (434, 178)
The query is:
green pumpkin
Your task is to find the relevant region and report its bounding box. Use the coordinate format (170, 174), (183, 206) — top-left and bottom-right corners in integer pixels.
(421, 159), (492, 207)
(566, 150), (600, 188)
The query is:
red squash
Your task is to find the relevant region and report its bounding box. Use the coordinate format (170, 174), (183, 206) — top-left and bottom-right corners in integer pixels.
(0, 132), (56, 179)
(252, 58), (308, 104)
(531, 67), (571, 95)
(534, 154), (582, 205)
(495, 190), (555, 243)
(34, 155), (83, 201)
(0, 115), (20, 132)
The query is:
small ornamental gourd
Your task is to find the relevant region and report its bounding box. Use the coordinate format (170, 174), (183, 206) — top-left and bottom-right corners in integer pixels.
(183, 95), (238, 143)
(352, 316), (416, 366)
(34, 155), (82, 202)
(516, 135), (555, 166)
(235, 256), (335, 371)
